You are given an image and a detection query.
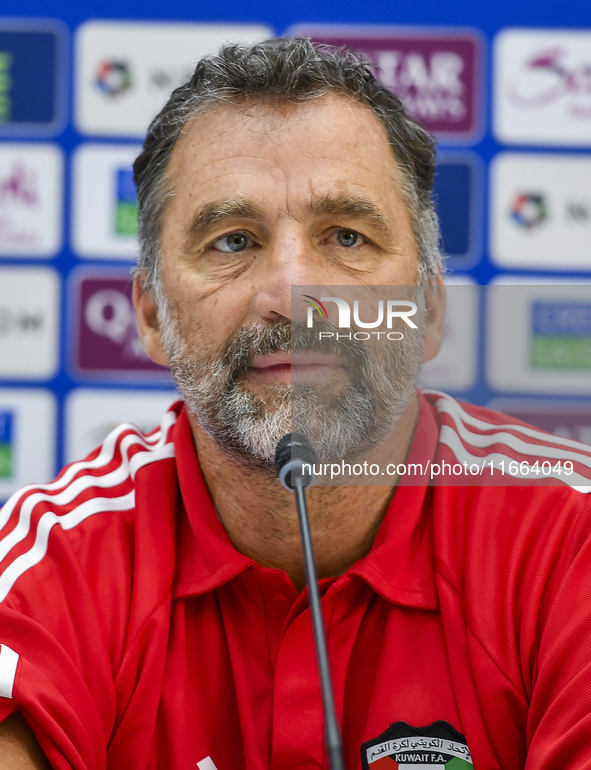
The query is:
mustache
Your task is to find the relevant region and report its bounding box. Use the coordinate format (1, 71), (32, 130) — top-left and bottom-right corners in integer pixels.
(217, 319), (368, 377)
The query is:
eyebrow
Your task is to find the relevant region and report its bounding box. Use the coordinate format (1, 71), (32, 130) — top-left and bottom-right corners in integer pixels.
(309, 193), (394, 240)
(185, 192), (395, 246)
(187, 199), (266, 239)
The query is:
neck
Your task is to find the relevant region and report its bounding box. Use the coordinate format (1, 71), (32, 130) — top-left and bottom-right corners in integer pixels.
(188, 396), (418, 591)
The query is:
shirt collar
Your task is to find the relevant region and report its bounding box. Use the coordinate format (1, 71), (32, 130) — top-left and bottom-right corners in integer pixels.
(173, 393), (440, 610)
(172, 407), (254, 600)
(347, 391), (440, 611)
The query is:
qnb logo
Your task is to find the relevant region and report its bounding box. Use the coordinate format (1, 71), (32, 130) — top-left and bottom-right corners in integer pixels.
(95, 61), (133, 98)
(509, 47), (591, 110)
(84, 288), (149, 361)
(303, 295), (418, 340)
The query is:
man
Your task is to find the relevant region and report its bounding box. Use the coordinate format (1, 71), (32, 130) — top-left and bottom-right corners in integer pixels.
(0, 38), (590, 770)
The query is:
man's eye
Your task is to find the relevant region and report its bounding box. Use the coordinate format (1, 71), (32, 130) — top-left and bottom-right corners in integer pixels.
(213, 233), (252, 253)
(336, 229), (364, 247)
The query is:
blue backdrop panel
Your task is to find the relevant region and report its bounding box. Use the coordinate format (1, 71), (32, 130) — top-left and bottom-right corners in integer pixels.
(0, 0), (589, 500)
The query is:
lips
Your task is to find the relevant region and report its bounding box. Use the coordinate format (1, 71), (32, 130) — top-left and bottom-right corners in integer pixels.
(249, 352), (343, 382)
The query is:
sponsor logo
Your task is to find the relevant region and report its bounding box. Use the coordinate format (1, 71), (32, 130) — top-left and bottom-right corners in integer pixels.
(507, 47), (591, 111)
(95, 60), (132, 98)
(0, 143), (63, 257)
(565, 199), (590, 223)
(361, 720), (472, 768)
(71, 271), (170, 379)
(288, 26), (481, 140)
(0, 389), (56, 501)
(75, 21), (272, 137)
(0, 52), (13, 124)
(486, 281), (591, 395)
(114, 167), (138, 237)
(0, 304), (44, 335)
(0, 162), (38, 206)
(72, 143), (141, 259)
(148, 65), (193, 94)
(0, 267), (60, 379)
(0, 21), (66, 136)
(490, 153), (591, 271)
(510, 192), (548, 230)
(531, 302), (591, 369)
(494, 29), (591, 146)
(0, 412), (14, 479)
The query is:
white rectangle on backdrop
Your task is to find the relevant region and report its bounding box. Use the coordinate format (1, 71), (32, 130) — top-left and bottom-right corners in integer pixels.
(72, 143), (142, 260)
(490, 153), (591, 272)
(420, 276), (478, 393)
(0, 267), (60, 379)
(0, 389), (56, 501)
(486, 278), (591, 395)
(494, 28), (591, 147)
(65, 388), (179, 463)
(0, 143), (63, 257)
(75, 20), (273, 137)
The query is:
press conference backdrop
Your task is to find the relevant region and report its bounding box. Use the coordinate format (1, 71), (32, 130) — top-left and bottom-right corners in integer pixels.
(0, 0), (590, 501)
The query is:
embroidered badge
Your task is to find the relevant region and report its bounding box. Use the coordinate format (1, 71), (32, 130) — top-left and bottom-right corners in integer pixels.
(361, 720), (473, 769)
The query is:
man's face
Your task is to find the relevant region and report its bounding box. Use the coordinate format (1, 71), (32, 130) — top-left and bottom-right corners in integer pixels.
(135, 95), (441, 467)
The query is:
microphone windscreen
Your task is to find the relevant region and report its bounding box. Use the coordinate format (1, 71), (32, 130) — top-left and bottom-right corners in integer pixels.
(274, 433), (317, 477)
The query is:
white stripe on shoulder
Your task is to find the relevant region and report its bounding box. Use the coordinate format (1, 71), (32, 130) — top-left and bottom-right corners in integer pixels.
(440, 427), (591, 492)
(0, 440), (176, 602)
(427, 390), (591, 457)
(424, 391), (591, 494)
(0, 644), (18, 698)
(439, 417), (591, 470)
(0, 409), (177, 535)
(0, 410), (177, 597)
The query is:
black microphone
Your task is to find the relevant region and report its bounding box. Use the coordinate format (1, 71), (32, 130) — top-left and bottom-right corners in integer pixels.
(274, 432), (317, 491)
(274, 434), (346, 770)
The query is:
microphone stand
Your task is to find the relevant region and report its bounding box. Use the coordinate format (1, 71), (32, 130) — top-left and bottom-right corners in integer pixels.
(292, 478), (346, 770)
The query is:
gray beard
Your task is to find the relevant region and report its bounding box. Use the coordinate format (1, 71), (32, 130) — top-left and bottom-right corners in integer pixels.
(158, 296), (426, 471)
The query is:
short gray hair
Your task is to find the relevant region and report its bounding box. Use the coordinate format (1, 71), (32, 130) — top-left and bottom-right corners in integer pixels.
(133, 37), (443, 291)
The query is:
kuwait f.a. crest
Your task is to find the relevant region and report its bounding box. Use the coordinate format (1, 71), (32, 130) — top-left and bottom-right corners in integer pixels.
(361, 721), (473, 769)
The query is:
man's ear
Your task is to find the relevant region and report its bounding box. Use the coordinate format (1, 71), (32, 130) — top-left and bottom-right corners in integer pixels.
(421, 277), (446, 364)
(132, 273), (169, 367)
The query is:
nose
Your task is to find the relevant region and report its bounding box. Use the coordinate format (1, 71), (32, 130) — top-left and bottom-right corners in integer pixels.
(251, 233), (320, 323)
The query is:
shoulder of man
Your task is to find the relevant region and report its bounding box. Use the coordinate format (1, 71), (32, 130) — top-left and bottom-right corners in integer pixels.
(0, 402), (181, 611)
(422, 390), (591, 712)
(0, 403), (182, 769)
(423, 388), (591, 495)
(422, 388), (591, 565)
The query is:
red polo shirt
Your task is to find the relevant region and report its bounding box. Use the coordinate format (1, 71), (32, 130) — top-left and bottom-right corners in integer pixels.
(0, 392), (590, 770)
